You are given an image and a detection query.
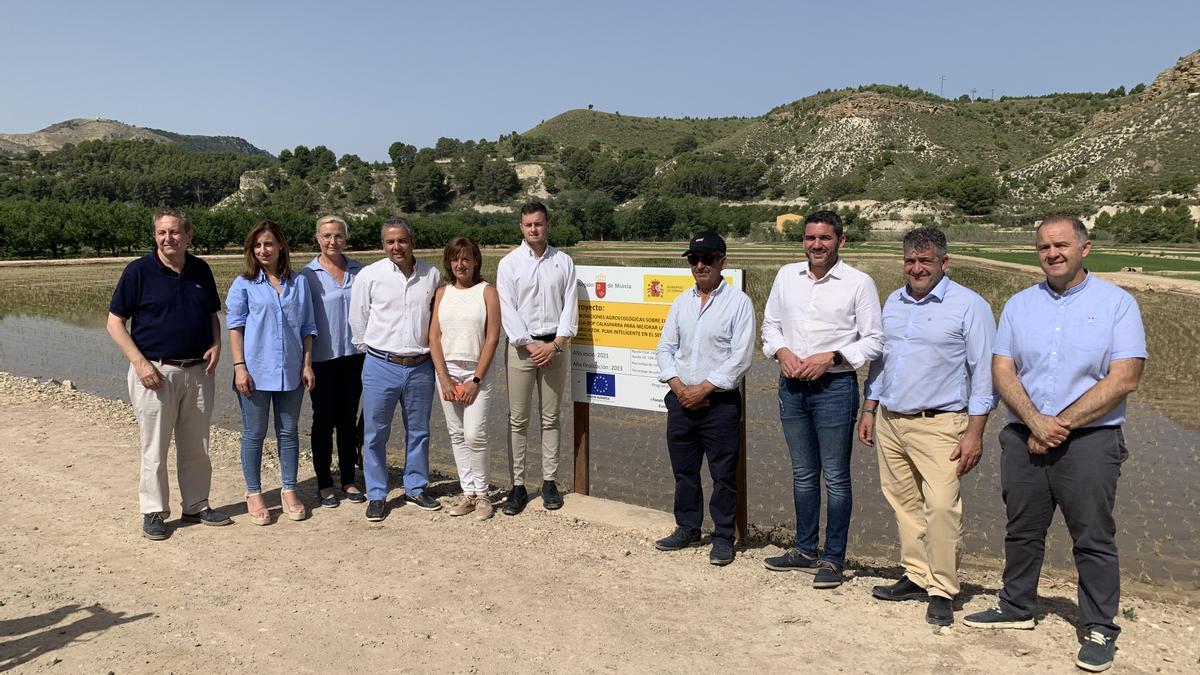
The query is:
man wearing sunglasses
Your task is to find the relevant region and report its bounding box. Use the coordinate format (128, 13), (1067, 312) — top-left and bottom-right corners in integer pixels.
(654, 232), (755, 565)
(761, 210), (883, 588)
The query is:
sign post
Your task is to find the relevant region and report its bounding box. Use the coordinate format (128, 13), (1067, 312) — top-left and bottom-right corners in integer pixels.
(571, 265), (748, 542)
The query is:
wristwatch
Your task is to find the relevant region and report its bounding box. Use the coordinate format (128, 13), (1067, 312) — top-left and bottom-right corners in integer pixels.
(553, 342), (563, 354)
(832, 351), (844, 366)
(471, 375), (481, 384)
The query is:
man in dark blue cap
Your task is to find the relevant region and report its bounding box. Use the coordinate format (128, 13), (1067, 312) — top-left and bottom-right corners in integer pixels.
(654, 231), (755, 565)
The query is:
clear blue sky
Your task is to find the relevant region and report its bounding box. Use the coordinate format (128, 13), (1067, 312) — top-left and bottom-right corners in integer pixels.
(3, 0), (1197, 161)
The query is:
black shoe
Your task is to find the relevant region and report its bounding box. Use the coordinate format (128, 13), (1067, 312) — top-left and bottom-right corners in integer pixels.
(872, 576), (930, 602)
(180, 507), (232, 526)
(501, 485), (528, 516)
(763, 548), (822, 573)
(1075, 630), (1116, 672)
(365, 500), (386, 522)
(343, 488), (367, 504)
(318, 492), (340, 508)
(709, 538), (735, 566)
(407, 492), (442, 511)
(962, 604), (1036, 629)
(926, 596), (954, 626)
(654, 527), (703, 551)
(812, 560), (844, 589)
(541, 481), (564, 510)
(142, 513), (169, 540)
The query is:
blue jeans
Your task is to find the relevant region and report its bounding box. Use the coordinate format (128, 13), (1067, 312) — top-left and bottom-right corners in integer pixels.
(237, 386), (305, 493)
(778, 372), (859, 567)
(361, 355), (434, 501)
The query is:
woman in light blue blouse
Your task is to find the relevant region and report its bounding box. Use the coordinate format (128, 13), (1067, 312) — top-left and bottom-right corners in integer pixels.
(227, 219), (317, 525)
(297, 215), (366, 508)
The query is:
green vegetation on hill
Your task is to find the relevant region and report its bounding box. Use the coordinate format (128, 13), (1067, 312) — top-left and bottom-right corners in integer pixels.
(0, 139), (273, 206)
(526, 109), (754, 156)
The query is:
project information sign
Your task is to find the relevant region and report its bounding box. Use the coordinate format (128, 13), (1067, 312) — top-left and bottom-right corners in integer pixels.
(572, 265), (744, 413)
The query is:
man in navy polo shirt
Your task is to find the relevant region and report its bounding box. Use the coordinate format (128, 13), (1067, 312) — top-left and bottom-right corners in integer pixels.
(963, 216), (1146, 673)
(107, 207), (231, 540)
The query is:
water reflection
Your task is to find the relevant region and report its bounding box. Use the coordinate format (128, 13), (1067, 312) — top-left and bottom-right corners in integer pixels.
(1, 312), (1195, 598)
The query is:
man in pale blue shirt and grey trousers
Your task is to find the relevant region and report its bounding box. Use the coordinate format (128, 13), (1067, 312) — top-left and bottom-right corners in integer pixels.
(653, 232), (755, 566)
(858, 227), (996, 627)
(963, 216), (1146, 674)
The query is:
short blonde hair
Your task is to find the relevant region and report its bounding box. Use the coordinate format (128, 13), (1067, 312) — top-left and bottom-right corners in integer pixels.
(315, 215), (349, 238)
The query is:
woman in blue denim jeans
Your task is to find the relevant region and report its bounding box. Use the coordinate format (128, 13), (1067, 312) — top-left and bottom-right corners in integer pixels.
(227, 219), (317, 525)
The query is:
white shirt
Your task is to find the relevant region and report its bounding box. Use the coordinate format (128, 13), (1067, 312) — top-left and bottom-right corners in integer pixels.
(349, 257), (441, 356)
(657, 282), (756, 391)
(761, 257), (884, 370)
(496, 241), (578, 345)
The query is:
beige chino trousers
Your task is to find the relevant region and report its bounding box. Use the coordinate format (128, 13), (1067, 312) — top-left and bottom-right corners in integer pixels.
(128, 362), (215, 517)
(875, 407), (967, 599)
(505, 342), (570, 486)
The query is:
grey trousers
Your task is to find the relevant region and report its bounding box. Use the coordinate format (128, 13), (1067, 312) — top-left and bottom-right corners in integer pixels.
(997, 423), (1127, 637)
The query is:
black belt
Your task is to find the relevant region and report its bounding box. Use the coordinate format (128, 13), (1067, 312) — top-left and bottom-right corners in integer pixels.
(890, 408), (965, 418)
(531, 333), (557, 343)
(367, 347), (429, 366)
(158, 358), (205, 368)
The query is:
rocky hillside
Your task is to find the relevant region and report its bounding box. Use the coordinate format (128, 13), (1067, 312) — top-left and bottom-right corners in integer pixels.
(0, 118), (270, 157)
(520, 49), (1200, 211)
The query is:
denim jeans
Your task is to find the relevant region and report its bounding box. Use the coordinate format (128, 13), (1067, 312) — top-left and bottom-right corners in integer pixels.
(778, 372), (859, 566)
(237, 386), (305, 493)
(361, 356), (434, 501)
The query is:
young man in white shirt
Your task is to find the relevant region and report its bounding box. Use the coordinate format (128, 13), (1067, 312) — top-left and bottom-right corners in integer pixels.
(760, 210), (883, 588)
(495, 202), (578, 515)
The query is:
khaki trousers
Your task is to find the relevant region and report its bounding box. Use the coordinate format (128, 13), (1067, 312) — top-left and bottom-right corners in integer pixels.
(875, 407), (967, 599)
(128, 362), (215, 517)
(505, 342), (570, 486)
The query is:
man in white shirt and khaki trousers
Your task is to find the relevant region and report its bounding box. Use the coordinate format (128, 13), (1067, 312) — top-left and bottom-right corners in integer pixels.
(761, 210), (884, 589)
(496, 202), (578, 515)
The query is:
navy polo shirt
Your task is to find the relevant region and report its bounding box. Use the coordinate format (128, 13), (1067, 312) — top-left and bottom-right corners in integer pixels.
(109, 250), (222, 359)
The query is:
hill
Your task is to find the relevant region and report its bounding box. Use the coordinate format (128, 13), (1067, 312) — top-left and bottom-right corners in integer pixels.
(0, 118), (271, 157)
(525, 109), (754, 155)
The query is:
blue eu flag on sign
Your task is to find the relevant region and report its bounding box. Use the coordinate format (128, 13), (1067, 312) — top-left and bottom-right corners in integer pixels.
(586, 372), (616, 397)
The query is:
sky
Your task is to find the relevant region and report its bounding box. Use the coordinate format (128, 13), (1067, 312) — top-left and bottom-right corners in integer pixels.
(3, 0), (1198, 162)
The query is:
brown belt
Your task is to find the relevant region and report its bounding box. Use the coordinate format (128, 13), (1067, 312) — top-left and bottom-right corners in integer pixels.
(158, 358), (205, 368)
(368, 348), (429, 367)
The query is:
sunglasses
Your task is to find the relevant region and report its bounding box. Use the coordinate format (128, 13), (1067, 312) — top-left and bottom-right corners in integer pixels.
(687, 253), (722, 266)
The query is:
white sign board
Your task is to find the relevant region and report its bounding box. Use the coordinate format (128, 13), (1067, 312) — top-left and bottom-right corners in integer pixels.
(571, 265), (744, 412)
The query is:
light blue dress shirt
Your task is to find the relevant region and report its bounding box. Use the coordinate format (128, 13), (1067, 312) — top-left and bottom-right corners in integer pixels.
(226, 271), (318, 392)
(864, 276), (997, 416)
(656, 282), (756, 391)
(993, 273), (1146, 427)
(298, 256), (364, 362)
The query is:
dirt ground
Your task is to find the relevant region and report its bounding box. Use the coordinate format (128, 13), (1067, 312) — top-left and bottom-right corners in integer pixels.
(0, 373), (1196, 674)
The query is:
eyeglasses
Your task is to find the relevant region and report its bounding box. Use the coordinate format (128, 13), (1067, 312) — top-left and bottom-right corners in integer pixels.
(687, 253), (722, 266)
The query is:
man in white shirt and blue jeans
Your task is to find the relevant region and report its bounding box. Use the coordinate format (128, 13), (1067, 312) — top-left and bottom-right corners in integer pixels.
(761, 210), (883, 588)
(350, 218), (443, 521)
(496, 202), (578, 515)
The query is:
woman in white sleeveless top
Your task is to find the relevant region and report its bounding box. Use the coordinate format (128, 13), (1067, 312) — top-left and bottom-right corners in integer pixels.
(429, 236), (502, 519)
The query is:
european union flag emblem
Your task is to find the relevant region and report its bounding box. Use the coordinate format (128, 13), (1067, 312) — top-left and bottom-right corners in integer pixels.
(586, 372), (616, 397)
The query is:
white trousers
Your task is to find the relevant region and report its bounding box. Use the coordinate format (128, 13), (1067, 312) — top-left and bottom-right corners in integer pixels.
(128, 362), (215, 517)
(435, 360), (493, 494)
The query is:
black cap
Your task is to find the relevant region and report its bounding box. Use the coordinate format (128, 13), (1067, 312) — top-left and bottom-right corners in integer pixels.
(682, 231), (726, 257)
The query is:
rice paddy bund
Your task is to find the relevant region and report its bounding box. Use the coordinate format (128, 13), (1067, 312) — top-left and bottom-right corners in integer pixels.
(1, 245), (1195, 430)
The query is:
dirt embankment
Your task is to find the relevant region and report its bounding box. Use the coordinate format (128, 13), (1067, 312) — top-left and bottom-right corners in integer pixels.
(0, 372), (1196, 673)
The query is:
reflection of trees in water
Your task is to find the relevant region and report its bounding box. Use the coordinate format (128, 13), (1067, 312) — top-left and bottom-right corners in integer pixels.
(0, 603), (152, 670)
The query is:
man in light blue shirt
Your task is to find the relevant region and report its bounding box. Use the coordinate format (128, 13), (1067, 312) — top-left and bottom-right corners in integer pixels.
(858, 227), (995, 627)
(964, 216), (1146, 674)
(654, 231), (755, 566)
